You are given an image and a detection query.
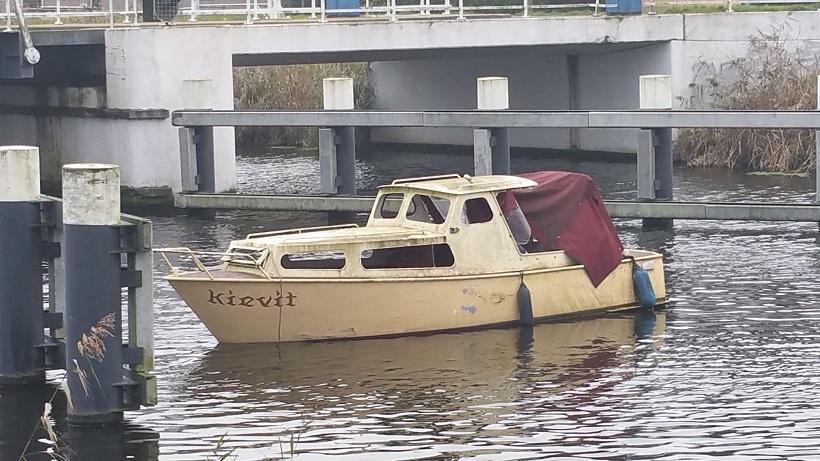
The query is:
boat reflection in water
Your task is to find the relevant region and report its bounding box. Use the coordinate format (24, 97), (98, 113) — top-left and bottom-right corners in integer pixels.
(177, 311), (666, 459)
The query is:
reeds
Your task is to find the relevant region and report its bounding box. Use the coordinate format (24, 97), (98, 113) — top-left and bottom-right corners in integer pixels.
(233, 63), (374, 148)
(674, 30), (818, 173)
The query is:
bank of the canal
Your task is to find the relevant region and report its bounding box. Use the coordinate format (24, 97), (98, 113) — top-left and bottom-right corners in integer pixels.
(3, 146), (819, 460)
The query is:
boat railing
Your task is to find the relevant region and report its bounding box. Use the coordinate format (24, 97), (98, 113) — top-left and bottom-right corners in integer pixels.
(245, 223), (359, 240)
(155, 246), (272, 280)
(391, 174), (462, 185)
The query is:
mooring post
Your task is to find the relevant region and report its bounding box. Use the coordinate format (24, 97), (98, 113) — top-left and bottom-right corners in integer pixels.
(322, 78), (356, 195)
(639, 74), (674, 230)
(0, 146), (45, 385)
(475, 77), (511, 176)
(63, 164), (125, 425)
(322, 78), (357, 223)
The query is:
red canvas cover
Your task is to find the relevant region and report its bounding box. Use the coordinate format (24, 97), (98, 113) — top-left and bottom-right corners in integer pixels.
(512, 171), (624, 287)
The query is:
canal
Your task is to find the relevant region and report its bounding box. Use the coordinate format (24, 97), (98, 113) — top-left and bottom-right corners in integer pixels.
(3, 146), (820, 460)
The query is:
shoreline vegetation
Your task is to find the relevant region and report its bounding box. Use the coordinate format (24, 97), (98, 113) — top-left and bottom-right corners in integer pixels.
(233, 63), (373, 148)
(674, 30), (817, 174)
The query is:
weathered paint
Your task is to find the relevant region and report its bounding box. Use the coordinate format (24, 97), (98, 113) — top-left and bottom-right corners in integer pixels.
(0, 145), (40, 202)
(477, 77), (509, 111)
(323, 78), (355, 110)
(161, 174), (667, 343)
(62, 164), (121, 226)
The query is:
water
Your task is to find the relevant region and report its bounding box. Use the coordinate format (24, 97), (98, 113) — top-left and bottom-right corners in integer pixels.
(3, 146), (820, 460)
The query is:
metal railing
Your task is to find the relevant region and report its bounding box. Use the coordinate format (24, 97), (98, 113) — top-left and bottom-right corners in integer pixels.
(4, 0), (816, 27)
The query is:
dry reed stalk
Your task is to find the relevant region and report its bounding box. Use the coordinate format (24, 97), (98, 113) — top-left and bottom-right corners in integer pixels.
(76, 312), (116, 362)
(233, 63), (374, 148)
(675, 29), (818, 173)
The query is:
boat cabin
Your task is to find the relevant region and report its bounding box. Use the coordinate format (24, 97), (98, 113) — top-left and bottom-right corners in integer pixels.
(227, 172), (624, 286)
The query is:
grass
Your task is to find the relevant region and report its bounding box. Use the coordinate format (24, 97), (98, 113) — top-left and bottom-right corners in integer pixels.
(674, 29), (818, 173)
(233, 63), (374, 148)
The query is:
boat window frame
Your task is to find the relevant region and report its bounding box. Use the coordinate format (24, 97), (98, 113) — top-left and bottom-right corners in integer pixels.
(405, 193), (451, 225)
(360, 243), (456, 270)
(279, 249), (348, 270)
(461, 196), (496, 225)
(373, 192), (407, 221)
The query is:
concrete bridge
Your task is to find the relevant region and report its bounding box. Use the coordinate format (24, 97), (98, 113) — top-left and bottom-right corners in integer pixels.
(1, 11), (819, 196)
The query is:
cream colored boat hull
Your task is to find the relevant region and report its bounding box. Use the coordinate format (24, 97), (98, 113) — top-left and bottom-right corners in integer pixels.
(167, 255), (666, 344)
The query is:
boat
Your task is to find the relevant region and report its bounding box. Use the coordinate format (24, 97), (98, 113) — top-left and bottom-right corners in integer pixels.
(157, 171), (666, 344)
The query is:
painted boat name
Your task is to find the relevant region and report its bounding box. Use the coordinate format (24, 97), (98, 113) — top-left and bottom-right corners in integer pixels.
(207, 289), (296, 308)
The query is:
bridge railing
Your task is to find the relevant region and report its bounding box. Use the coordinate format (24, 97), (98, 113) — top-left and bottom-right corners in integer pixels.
(6, 0), (820, 27)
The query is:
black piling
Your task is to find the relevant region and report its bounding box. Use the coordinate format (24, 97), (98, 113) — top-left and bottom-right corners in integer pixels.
(62, 164), (125, 425)
(0, 146), (45, 385)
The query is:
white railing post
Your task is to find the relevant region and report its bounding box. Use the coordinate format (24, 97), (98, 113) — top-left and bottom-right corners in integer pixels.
(593, 0), (600, 16)
(444, 0), (451, 15)
(123, 0), (131, 24)
(458, 0), (463, 20)
(727, 0), (734, 12)
(320, 0), (326, 21)
(364, 0), (369, 15)
(189, 0), (199, 21)
(252, 0), (259, 20)
(390, 0), (396, 21)
(108, 0), (114, 28)
(311, 0), (316, 18)
(245, 0), (252, 23)
(4, 0), (11, 32)
(54, 0), (63, 25)
(523, 0), (528, 17)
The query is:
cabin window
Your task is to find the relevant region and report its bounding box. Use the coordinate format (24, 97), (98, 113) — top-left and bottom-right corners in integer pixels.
(375, 193), (405, 219)
(463, 198), (494, 224)
(361, 244), (455, 269)
(406, 194), (450, 225)
(281, 250), (346, 269)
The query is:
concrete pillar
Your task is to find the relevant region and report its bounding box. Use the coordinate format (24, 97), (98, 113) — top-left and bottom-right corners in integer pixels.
(0, 146), (44, 385)
(62, 164), (124, 425)
(477, 77), (509, 110)
(814, 76), (819, 230)
(567, 55), (579, 150)
(639, 75), (673, 230)
(475, 77), (511, 175)
(322, 78), (356, 196)
(322, 78), (356, 224)
(323, 78), (355, 111)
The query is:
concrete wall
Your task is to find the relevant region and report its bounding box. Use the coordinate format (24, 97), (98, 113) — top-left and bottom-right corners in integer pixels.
(576, 42), (671, 152)
(369, 43), (671, 152)
(105, 28), (237, 192)
(370, 52), (572, 149)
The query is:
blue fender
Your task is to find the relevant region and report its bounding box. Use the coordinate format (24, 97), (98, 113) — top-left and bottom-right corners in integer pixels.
(630, 258), (656, 310)
(516, 281), (534, 326)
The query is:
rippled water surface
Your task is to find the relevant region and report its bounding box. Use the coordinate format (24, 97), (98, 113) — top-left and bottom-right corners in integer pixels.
(3, 147), (820, 460)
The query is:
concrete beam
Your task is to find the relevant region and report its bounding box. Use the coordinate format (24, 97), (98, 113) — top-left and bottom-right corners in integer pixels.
(173, 110), (820, 129)
(174, 193), (375, 212)
(174, 194), (820, 222)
